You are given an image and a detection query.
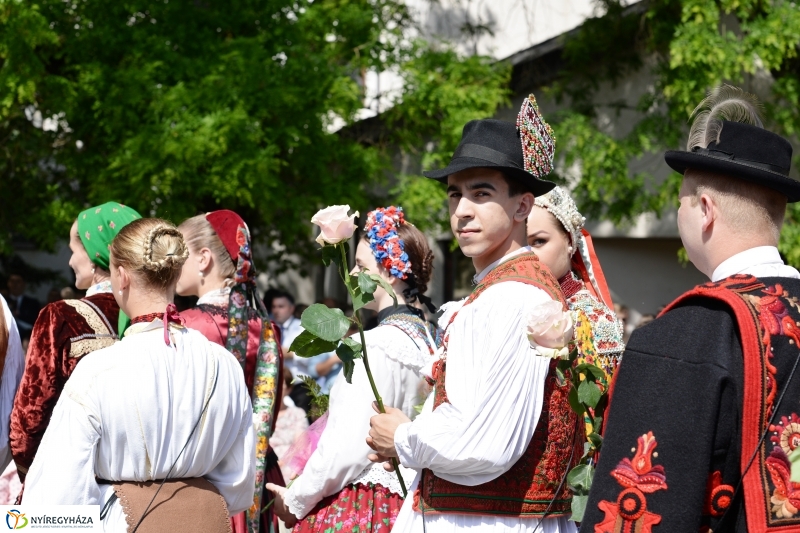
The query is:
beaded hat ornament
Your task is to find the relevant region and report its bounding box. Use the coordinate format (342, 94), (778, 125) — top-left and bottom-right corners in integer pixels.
(517, 94), (556, 179)
(534, 186), (586, 255)
(365, 206), (412, 280)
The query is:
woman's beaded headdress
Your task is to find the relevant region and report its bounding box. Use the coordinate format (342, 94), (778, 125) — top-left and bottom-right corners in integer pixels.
(533, 186), (586, 254)
(365, 206), (412, 280)
(517, 94), (556, 179)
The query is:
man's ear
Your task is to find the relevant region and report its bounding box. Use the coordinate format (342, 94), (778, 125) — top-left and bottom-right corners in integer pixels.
(699, 193), (717, 233)
(514, 192), (535, 222)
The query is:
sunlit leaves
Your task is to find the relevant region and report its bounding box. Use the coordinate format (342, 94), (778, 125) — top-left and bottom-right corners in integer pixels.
(299, 303), (350, 342)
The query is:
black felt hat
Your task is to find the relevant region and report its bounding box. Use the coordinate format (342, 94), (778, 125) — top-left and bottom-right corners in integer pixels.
(665, 121), (799, 202)
(423, 119), (556, 196)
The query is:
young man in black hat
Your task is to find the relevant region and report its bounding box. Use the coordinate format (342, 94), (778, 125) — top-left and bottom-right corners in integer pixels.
(581, 86), (800, 533)
(367, 96), (580, 532)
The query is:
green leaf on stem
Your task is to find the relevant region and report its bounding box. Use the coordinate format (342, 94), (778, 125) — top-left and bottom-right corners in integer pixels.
(369, 274), (397, 307)
(351, 287), (375, 312)
(588, 431), (603, 449)
(575, 363), (605, 381)
(567, 463), (594, 492)
(320, 245), (341, 267)
(300, 303), (351, 342)
(578, 379), (602, 408)
(358, 271), (378, 295)
(570, 493), (589, 522)
(568, 386), (585, 415)
(336, 337), (363, 383)
(348, 274), (375, 311)
(567, 346), (580, 363)
(290, 330), (338, 357)
(555, 366), (565, 386)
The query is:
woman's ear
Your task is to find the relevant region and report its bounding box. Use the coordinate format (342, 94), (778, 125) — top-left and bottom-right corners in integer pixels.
(198, 248), (213, 272)
(118, 265), (131, 292)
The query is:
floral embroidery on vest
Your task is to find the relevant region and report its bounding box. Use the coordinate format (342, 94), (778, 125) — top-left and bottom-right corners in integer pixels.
(595, 432), (666, 533)
(414, 253), (581, 517)
(660, 274), (800, 531)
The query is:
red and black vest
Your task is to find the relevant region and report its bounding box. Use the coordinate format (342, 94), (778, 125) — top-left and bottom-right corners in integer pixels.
(413, 252), (583, 517)
(662, 274), (800, 533)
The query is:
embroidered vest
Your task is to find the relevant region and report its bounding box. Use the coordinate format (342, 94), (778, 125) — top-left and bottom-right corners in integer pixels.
(63, 298), (118, 358)
(413, 252), (583, 516)
(662, 275), (800, 533)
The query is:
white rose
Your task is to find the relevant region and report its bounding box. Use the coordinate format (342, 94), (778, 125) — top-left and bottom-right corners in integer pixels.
(311, 205), (359, 246)
(526, 300), (574, 351)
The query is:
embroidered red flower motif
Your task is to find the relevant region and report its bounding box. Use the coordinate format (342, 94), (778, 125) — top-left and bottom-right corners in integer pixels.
(610, 432), (668, 493)
(765, 445), (800, 518)
(753, 285), (800, 415)
(703, 471), (734, 517)
(109, 221), (116, 229)
(597, 432), (666, 533)
(236, 226), (247, 247)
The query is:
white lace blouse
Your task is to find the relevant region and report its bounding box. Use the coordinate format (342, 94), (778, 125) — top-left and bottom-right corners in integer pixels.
(285, 317), (433, 519)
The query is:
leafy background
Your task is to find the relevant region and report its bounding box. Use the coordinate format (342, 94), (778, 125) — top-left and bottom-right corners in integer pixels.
(2, 0), (800, 277)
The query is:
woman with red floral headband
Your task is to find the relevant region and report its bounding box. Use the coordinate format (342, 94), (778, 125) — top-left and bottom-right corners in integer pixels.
(176, 210), (284, 533)
(267, 206), (441, 532)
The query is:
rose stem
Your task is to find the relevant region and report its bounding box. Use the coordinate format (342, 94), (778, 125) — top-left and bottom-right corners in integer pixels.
(337, 243), (408, 497)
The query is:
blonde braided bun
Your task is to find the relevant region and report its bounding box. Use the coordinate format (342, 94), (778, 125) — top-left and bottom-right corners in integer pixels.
(111, 218), (188, 291)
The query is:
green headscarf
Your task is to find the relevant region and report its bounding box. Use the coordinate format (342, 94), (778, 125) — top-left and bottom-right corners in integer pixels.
(77, 202), (142, 335)
(77, 202), (142, 270)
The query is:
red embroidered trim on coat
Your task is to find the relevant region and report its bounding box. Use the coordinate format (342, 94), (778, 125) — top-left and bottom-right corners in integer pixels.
(595, 432), (666, 533)
(660, 274), (800, 532)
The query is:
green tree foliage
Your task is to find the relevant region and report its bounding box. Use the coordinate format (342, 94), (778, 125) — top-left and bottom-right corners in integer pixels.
(389, 49), (511, 234)
(547, 0), (800, 253)
(0, 0), (510, 266)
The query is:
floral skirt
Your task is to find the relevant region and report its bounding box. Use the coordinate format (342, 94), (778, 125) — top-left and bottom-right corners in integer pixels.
(293, 482), (402, 533)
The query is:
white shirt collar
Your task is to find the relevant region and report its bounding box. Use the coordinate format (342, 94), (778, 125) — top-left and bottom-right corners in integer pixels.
(86, 280), (112, 297)
(712, 246), (800, 281)
(197, 287), (230, 306)
(473, 246), (532, 284)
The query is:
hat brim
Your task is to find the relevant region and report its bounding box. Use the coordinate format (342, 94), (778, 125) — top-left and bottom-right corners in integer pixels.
(423, 157), (556, 197)
(665, 151), (800, 203)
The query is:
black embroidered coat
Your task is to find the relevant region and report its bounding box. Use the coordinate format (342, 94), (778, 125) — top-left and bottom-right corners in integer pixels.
(582, 276), (800, 533)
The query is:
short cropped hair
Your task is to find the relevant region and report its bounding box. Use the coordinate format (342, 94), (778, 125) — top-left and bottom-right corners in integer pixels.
(683, 169), (787, 243)
(500, 173), (533, 197)
(272, 290), (295, 306)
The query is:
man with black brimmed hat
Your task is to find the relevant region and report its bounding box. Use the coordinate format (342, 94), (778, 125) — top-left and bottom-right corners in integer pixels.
(367, 96), (580, 532)
(581, 85), (800, 533)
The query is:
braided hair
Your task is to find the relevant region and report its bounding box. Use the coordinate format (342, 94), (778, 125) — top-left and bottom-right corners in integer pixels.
(111, 218), (189, 291)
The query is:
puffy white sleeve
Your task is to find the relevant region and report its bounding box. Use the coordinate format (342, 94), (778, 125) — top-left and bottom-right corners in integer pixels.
(204, 408), (256, 515)
(22, 381), (103, 504)
(394, 282), (554, 486)
(285, 327), (421, 519)
(0, 296), (24, 472)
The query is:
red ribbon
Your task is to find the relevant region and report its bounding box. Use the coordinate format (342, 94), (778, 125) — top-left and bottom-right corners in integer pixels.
(162, 303), (184, 345)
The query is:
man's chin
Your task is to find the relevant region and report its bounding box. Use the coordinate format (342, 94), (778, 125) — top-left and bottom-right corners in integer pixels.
(456, 241), (486, 259)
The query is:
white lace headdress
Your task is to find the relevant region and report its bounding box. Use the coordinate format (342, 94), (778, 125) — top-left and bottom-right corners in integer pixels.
(533, 186), (586, 255)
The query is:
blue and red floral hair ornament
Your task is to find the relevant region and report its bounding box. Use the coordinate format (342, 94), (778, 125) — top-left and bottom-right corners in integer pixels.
(365, 206), (412, 280)
(364, 206), (436, 312)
